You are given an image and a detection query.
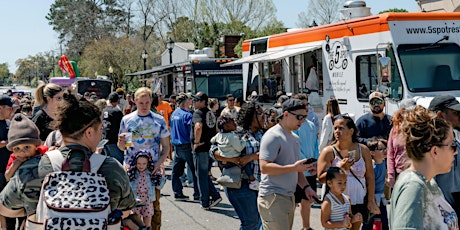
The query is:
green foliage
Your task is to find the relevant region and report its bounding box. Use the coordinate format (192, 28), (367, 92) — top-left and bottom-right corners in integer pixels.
(46, 0), (128, 58)
(379, 8), (408, 14)
(0, 63), (9, 84)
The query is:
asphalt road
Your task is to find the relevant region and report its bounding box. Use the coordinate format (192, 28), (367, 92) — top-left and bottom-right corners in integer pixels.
(159, 163), (324, 230)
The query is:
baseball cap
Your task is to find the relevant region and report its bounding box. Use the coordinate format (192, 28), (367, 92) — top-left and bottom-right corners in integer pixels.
(428, 95), (460, 112)
(277, 99), (306, 119)
(0, 95), (16, 107)
(282, 99), (306, 112)
(176, 93), (192, 104)
(400, 98), (416, 110)
(369, 92), (384, 101)
(193, 92), (208, 102)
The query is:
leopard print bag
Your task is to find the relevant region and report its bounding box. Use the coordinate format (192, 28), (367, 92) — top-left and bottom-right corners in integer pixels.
(26, 150), (120, 230)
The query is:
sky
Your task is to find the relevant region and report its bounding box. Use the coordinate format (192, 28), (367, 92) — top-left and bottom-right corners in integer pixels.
(0, 0), (419, 73)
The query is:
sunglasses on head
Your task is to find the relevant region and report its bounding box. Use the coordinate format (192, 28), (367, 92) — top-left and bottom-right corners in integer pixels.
(288, 111), (307, 121)
(438, 141), (458, 152)
(333, 113), (351, 120)
(370, 99), (383, 105)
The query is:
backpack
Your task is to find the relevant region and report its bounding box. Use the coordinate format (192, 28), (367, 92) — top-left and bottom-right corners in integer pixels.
(26, 149), (120, 230)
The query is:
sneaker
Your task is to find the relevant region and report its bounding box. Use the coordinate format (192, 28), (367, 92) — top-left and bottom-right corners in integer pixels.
(209, 197), (222, 208)
(174, 194), (189, 201)
(201, 205), (210, 211)
(193, 197), (200, 201)
(249, 180), (259, 191)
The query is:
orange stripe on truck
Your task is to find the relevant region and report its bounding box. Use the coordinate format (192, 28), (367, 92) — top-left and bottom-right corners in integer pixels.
(241, 12), (460, 52)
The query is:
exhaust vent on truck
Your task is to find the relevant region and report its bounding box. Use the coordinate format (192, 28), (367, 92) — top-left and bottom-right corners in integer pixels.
(340, 0), (371, 20)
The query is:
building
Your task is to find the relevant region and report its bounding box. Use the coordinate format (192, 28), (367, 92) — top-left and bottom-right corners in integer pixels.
(417, 0), (460, 12)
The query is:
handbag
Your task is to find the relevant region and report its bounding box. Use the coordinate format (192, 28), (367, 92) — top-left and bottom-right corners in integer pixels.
(216, 166), (242, 189)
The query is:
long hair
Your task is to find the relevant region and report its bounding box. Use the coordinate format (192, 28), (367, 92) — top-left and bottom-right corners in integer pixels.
(326, 98), (341, 117)
(34, 83), (63, 105)
(236, 101), (260, 131)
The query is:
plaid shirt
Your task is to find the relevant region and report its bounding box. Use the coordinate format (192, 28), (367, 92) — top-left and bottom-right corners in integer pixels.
(210, 129), (264, 180)
(243, 130), (264, 181)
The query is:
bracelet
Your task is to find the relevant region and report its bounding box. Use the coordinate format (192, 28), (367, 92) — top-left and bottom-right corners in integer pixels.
(194, 142), (199, 144)
(302, 184), (310, 191)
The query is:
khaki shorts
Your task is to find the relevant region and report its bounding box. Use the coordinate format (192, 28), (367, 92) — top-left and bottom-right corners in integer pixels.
(258, 193), (295, 230)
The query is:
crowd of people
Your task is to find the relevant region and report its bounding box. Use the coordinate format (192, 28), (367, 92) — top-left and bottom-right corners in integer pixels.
(0, 83), (459, 230)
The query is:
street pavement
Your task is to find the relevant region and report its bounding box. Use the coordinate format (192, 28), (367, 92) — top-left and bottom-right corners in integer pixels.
(159, 163), (323, 230)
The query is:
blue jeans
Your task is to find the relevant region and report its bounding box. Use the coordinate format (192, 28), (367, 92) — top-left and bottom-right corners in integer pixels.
(103, 143), (124, 164)
(225, 179), (262, 230)
(194, 151), (221, 207)
(172, 144), (199, 199)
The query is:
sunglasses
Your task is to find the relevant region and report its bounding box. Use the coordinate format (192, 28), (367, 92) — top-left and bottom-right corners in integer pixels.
(288, 111), (307, 121)
(438, 141), (458, 152)
(370, 99), (383, 105)
(333, 113), (351, 120)
(375, 148), (387, 152)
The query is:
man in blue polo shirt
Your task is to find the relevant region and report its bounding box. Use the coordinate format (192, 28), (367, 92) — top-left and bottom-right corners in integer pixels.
(170, 93), (199, 201)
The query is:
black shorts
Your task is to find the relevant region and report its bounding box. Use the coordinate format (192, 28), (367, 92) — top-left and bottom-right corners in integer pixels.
(351, 203), (370, 223)
(294, 175), (318, 203)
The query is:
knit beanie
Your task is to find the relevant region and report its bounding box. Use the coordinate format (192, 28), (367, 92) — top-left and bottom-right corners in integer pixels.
(7, 114), (41, 151)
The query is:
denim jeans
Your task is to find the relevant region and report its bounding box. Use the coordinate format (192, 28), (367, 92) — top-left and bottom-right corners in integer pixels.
(225, 179), (262, 230)
(194, 151), (221, 207)
(172, 144), (199, 198)
(103, 143), (124, 164)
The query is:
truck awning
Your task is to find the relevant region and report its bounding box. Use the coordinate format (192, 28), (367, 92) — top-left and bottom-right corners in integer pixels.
(221, 45), (321, 67)
(125, 61), (189, 76)
(220, 52), (274, 67)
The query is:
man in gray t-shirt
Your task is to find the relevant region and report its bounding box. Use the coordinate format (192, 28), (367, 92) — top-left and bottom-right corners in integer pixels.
(258, 99), (318, 230)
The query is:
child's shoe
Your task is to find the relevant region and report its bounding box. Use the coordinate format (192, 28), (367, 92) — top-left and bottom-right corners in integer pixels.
(249, 180), (259, 191)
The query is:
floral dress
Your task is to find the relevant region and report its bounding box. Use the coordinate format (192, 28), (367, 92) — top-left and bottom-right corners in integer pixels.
(133, 171), (154, 217)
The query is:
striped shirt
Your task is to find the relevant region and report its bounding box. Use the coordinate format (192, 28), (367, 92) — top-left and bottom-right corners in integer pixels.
(325, 193), (350, 230)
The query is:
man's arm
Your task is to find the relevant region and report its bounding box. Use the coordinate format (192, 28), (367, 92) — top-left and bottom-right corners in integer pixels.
(259, 159), (313, 175)
(193, 122), (203, 149)
(155, 136), (170, 172)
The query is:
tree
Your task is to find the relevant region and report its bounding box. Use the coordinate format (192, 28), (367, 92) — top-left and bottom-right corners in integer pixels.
(47, 0), (128, 59)
(379, 8), (408, 14)
(0, 63), (9, 84)
(15, 53), (57, 86)
(79, 36), (146, 89)
(297, 0), (344, 26)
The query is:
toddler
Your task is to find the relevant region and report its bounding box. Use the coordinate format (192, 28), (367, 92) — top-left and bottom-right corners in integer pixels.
(321, 167), (362, 230)
(5, 114), (47, 181)
(127, 151), (157, 230)
(364, 138), (389, 230)
(211, 115), (258, 190)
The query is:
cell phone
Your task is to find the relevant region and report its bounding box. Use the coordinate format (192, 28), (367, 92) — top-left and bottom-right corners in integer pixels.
(304, 158), (317, 164)
(97, 139), (109, 148)
(348, 150), (357, 162)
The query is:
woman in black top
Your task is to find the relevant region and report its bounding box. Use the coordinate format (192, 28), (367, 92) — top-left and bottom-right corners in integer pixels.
(32, 83), (64, 141)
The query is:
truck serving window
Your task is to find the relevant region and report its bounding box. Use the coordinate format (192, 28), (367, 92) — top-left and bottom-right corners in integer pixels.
(398, 43), (460, 92)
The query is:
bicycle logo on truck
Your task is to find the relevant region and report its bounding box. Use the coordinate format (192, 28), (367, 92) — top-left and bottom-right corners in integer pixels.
(327, 41), (348, 70)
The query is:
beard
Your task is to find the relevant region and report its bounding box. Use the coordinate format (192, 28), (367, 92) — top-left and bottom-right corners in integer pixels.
(371, 106), (383, 114)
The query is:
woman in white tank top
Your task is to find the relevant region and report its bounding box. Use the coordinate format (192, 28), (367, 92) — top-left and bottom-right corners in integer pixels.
(317, 115), (380, 230)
